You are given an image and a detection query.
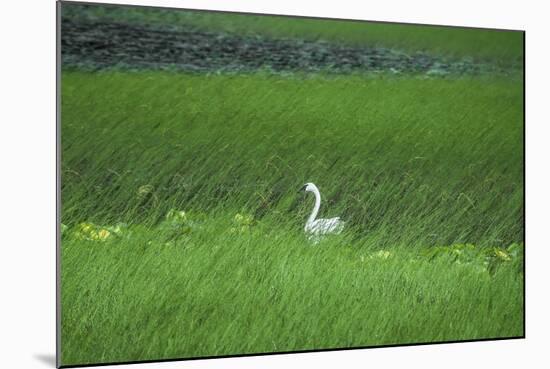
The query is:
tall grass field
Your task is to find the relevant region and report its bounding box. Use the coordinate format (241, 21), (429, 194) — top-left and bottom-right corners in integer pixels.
(60, 4), (524, 367)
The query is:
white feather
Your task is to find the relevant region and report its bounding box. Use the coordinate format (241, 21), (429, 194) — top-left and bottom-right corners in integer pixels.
(305, 217), (345, 235)
(301, 183), (345, 243)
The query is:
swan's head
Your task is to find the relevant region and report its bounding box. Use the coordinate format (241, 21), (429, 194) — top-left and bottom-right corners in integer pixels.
(298, 182), (317, 193)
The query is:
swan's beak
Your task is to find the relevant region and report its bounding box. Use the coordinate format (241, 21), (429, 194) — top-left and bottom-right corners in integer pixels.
(297, 184), (307, 193)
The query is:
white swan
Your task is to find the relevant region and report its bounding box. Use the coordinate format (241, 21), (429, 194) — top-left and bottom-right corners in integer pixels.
(299, 183), (345, 243)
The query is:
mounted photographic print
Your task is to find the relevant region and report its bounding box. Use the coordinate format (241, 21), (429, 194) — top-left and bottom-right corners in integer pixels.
(57, 1), (525, 367)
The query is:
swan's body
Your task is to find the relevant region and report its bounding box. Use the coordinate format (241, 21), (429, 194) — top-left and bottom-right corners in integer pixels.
(299, 183), (344, 243)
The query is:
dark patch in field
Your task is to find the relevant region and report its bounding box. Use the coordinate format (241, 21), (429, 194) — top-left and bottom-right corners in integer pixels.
(61, 19), (518, 76)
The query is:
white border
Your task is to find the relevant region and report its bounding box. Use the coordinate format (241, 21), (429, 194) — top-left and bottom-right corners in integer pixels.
(2, 1), (549, 368)
(59, 0), (528, 30)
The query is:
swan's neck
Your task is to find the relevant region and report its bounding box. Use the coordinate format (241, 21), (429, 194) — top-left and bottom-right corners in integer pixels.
(307, 188), (321, 226)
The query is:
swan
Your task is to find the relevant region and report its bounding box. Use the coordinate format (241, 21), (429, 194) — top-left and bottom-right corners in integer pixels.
(299, 183), (345, 243)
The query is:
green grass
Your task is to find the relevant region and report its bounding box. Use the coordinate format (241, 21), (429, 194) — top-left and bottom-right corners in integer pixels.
(60, 71), (523, 366)
(62, 3), (524, 62)
(61, 219), (523, 365)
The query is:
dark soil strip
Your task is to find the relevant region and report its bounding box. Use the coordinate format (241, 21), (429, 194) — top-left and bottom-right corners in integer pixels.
(61, 19), (519, 76)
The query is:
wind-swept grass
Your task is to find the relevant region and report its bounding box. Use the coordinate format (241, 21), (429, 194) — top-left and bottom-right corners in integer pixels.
(61, 215), (523, 366)
(60, 71), (523, 366)
(61, 72), (523, 247)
